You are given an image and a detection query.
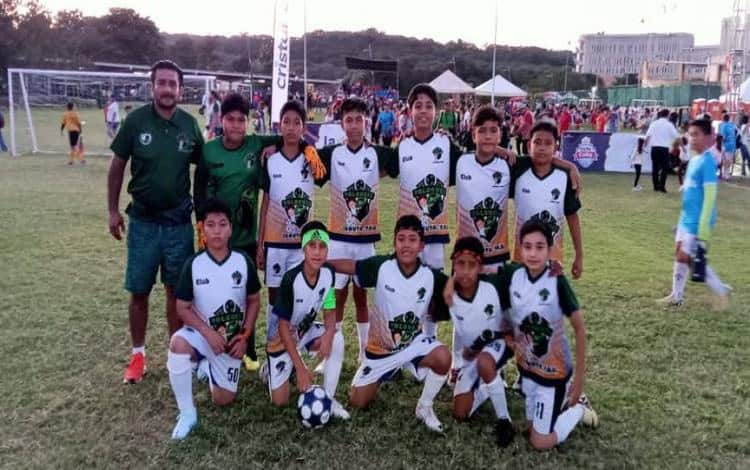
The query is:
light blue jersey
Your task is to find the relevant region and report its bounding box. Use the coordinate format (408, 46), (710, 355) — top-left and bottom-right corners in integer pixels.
(719, 122), (737, 152)
(678, 150), (718, 236)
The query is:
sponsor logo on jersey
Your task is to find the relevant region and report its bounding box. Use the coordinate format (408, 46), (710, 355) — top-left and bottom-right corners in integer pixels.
(529, 210), (560, 238)
(272, 263), (281, 275)
(246, 154), (255, 169)
(412, 174), (446, 220)
(513, 291), (521, 299)
(539, 288), (551, 302)
(402, 155), (413, 163)
(272, 173), (282, 178)
(177, 132), (195, 153)
(551, 188), (561, 201)
(301, 161), (311, 180)
(336, 160), (346, 167)
(281, 187), (312, 228)
(520, 312), (553, 357)
(522, 187), (531, 194)
(232, 270), (242, 286)
(196, 278), (210, 285)
(572, 136), (599, 168)
(342, 180), (375, 222)
(389, 311), (420, 351)
(492, 171), (503, 185)
(460, 174), (472, 180)
(296, 298), (304, 303)
(470, 197), (501, 242)
(139, 132), (152, 146)
(385, 284), (396, 293)
(432, 147), (443, 161)
(210, 299), (244, 341)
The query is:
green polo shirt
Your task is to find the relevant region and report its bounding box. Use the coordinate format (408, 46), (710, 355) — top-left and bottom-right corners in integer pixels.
(194, 134), (282, 247)
(111, 103), (203, 221)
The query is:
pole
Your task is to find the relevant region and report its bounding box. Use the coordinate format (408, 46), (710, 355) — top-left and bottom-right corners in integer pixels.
(8, 69), (16, 156)
(563, 44), (570, 92)
(491, 0), (498, 105)
(303, 0), (308, 110)
(19, 72), (38, 153)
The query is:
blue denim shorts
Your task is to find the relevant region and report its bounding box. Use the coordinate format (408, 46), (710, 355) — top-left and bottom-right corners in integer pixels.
(125, 217), (194, 294)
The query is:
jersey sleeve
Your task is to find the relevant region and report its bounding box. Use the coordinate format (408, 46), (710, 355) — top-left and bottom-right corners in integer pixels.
(193, 147), (209, 212)
(242, 252), (262, 296)
(375, 145), (399, 177)
(259, 159), (271, 192)
(272, 272), (295, 321)
(698, 156), (719, 240)
(175, 257), (194, 302)
(509, 157), (533, 198)
(557, 275), (580, 316)
(354, 255), (390, 288)
(322, 288), (336, 310)
(190, 119), (205, 165)
(449, 140), (463, 186)
(429, 270), (451, 322)
(563, 170), (582, 216)
(110, 114), (133, 159)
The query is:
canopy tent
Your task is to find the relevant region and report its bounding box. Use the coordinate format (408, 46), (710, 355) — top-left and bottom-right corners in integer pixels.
(474, 74), (527, 98)
(428, 70), (474, 95)
(740, 76), (750, 102)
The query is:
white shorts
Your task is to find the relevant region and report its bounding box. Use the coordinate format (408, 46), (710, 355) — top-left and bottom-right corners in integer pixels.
(265, 247), (303, 287)
(328, 240), (376, 289)
(352, 333), (443, 387)
(266, 323), (326, 392)
(173, 326), (242, 393)
(521, 373), (571, 435)
(419, 243), (445, 271)
(453, 339), (512, 397)
(675, 228), (697, 257)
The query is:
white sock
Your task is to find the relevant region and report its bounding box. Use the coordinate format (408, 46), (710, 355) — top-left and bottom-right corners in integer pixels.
(418, 370), (446, 407)
(167, 352), (195, 415)
(451, 328), (463, 370)
(554, 404), (584, 444)
(335, 321), (343, 331)
(671, 262), (689, 300)
(323, 331), (345, 398)
(485, 376), (510, 420)
(132, 346), (145, 356)
(470, 384), (489, 416)
(356, 322), (369, 357)
(422, 320), (438, 338)
(705, 266), (728, 296)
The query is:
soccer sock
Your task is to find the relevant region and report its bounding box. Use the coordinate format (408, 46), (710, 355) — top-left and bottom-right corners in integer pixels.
(422, 320), (438, 338)
(418, 370), (446, 407)
(356, 322), (369, 357)
(705, 266), (729, 296)
(451, 328), (463, 370)
(132, 346), (145, 356)
(671, 262), (689, 300)
(470, 384), (489, 416)
(323, 331), (345, 399)
(554, 404), (584, 444)
(485, 376), (510, 420)
(167, 352), (195, 415)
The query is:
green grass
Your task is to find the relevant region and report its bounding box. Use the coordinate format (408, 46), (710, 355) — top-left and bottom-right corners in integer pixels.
(1, 118), (750, 469)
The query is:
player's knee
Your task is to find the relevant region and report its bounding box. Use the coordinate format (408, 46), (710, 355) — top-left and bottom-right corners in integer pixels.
(212, 391), (236, 407)
(529, 430), (555, 451)
(430, 346), (452, 375)
(452, 405), (470, 421)
(348, 388), (372, 409)
(169, 335), (191, 354)
(476, 352), (496, 380)
(270, 393), (289, 407)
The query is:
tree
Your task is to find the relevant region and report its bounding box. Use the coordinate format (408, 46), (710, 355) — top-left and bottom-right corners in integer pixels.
(14, 0), (53, 67)
(0, 0), (21, 78)
(89, 8), (163, 63)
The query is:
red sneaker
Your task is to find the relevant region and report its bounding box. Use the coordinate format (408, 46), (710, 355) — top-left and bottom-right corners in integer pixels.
(123, 352), (147, 384)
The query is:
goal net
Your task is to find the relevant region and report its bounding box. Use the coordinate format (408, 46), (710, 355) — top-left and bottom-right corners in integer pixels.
(6, 68), (214, 157)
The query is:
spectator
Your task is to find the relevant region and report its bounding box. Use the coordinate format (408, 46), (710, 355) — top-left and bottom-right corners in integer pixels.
(376, 102), (396, 146)
(645, 109), (679, 192)
(739, 115), (750, 176)
(436, 99), (460, 137)
(718, 113), (738, 180)
(596, 107), (608, 133)
(105, 95), (121, 142)
(0, 109), (7, 152)
(558, 104), (572, 137)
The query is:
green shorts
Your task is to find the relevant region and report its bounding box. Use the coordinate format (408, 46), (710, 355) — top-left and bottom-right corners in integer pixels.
(125, 217), (194, 294)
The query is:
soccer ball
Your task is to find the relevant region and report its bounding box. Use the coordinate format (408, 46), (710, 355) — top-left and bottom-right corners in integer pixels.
(297, 385), (332, 429)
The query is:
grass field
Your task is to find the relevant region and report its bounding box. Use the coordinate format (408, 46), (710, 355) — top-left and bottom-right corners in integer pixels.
(1, 112), (749, 469)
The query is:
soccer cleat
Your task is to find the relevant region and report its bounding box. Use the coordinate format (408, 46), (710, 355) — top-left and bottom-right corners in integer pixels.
(656, 294), (683, 307)
(578, 394), (599, 428)
(195, 359), (209, 383)
(242, 355), (260, 372)
(123, 352), (147, 384)
(258, 360), (269, 385)
(171, 408), (198, 440)
(415, 403), (444, 433)
(494, 418), (515, 447)
(331, 399), (351, 420)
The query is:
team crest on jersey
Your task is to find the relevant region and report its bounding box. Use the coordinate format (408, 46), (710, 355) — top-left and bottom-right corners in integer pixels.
(551, 188), (561, 201)
(484, 304), (495, 318)
(470, 197), (501, 242)
(539, 288), (550, 302)
(412, 174), (446, 219)
(389, 311), (420, 350)
(272, 263), (281, 274)
(209, 299), (244, 341)
(529, 210), (560, 237)
(232, 270), (242, 286)
(176, 132), (195, 153)
(417, 287), (427, 301)
(246, 154), (255, 169)
(520, 312), (553, 356)
(432, 147), (443, 160)
(139, 132), (152, 146)
(492, 171), (503, 185)
(343, 180), (375, 222)
(363, 157), (371, 170)
(282, 187), (312, 228)
(276, 361), (286, 372)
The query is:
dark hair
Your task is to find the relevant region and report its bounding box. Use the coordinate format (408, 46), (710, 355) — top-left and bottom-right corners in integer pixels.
(340, 97), (368, 117)
(742, 115), (749, 125)
(407, 83), (438, 108)
(221, 93), (250, 117)
(394, 215), (424, 240)
(689, 118), (712, 136)
(519, 220), (553, 247)
(530, 120), (558, 141)
(657, 108), (670, 118)
(451, 236), (484, 260)
(715, 134), (723, 149)
(150, 59), (183, 86)
(472, 105), (502, 128)
(637, 136), (646, 153)
(280, 100), (306, 123)
(66, 102), (74, 110)
(300, 220), (328, 238)
(722, 113), (730, 122)
(198, 198), (232, 222)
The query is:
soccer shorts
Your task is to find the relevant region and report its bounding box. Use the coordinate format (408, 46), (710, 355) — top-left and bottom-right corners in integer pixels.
(675, 228), (697, 257)
(264, 247), (303, 287)
(351, 334), (443, 388)
(520, 371), (571, 435)
(419, 243), (445, 271)
(173, 326), (242, 393)
(266, 323), (326, 392)
(328, 240), (375, 289)
(453, 339), (512, 397)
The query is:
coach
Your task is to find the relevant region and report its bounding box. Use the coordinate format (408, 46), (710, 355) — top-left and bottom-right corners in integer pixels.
(645, 109), (679, 193)
(107, 60), (204, 384)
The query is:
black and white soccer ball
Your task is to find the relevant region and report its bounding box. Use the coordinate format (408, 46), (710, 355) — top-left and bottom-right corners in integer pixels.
(297, 385), (332, 429)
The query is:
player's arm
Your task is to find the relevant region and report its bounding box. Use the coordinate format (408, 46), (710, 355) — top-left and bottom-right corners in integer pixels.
(228, 260), (263, 358)
(256, 165), (271, 270)
(374, 145), (399, 178)
(698, 158), (719, 242)
(327, 259), (356, 275)
(316, 285), (338, 359)
(193, 147), (209, 211)
(107, 115), (134, 240)
(60, 114), (66, 134)
(279, 318), (312, 392)
(564, 173), (584, 279)
(567, 310), (586, 405)
(449, 140), (464, 186)
(174, 260), (226, 354)
(428, 270), (451, 322)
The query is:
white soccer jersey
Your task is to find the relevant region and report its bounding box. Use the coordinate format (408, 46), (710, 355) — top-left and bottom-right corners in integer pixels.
(511, 166), (580, 262)
(175, 250), (261, 341)
(316, 123), (346, 149)
(261, 151), (315, 248)
(356, 256), (447, 355)
(456, 154), (512, 263)
(266, 263), (336, 353)
(449, 280), (505, 351)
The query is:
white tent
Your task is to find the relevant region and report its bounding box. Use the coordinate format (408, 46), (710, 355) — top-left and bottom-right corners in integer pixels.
(474, 74), (527, 98)
(739, 76), (750, 102)
(428, 70), (475, 95)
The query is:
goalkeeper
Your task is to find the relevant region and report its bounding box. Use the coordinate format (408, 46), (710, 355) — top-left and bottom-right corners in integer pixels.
(61, 102), (85, 165)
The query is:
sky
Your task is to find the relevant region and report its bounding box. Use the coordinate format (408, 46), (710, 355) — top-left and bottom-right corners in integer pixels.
(39, 0), (732, 51)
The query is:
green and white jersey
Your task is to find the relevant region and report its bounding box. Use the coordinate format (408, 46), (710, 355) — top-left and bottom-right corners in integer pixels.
(356, 255), (448, 355)
(267, 263), (336, 353)
(175, 249), (261, 341)
(260, 150), (315, 248)
(450, 279), (506, 352)
(499, 264), (579, 384)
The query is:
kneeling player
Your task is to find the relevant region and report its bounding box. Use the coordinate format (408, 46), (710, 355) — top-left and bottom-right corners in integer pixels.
(328, 215), (451, 432)
(263, 221), (350, 420)
(167, 199), (262, 440)
(448, 237), (515, 447)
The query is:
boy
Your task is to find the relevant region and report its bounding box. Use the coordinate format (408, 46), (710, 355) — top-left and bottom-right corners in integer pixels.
(658, 118), (732, 309)
(167, 198), (262, 440)
(263, 221), (350, 419)
(328, 215), (452, 432)
(511, 120), (583, 280)
(316, 97), (398, 362)
(61, 102), (85, 165)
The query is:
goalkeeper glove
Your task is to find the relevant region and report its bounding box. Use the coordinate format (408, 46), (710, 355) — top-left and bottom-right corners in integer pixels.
(690, 240), (707, 283)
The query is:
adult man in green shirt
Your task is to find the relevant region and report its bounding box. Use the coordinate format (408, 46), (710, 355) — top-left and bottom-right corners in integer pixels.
(436, 99), (459, 138)
(108, 60), (204, 384)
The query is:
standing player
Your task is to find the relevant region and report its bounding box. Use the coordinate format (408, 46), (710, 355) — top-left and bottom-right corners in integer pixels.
(61, 102), (84, 165)
(658, 118), (732, 309)
(167, 198), (261, 440)
(328, 215), (452, 432)
(263, 221), (349, 419)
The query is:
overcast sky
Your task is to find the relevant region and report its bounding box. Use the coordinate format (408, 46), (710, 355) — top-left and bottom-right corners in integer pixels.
(40, 0), (732, 50)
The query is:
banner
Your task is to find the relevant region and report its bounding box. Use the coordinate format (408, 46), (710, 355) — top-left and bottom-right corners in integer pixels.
(271, 0), (290, 125)
(561, 132), (608, 171)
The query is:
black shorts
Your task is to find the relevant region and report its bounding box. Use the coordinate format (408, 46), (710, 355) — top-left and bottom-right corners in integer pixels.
(68, 131), (80, 147)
